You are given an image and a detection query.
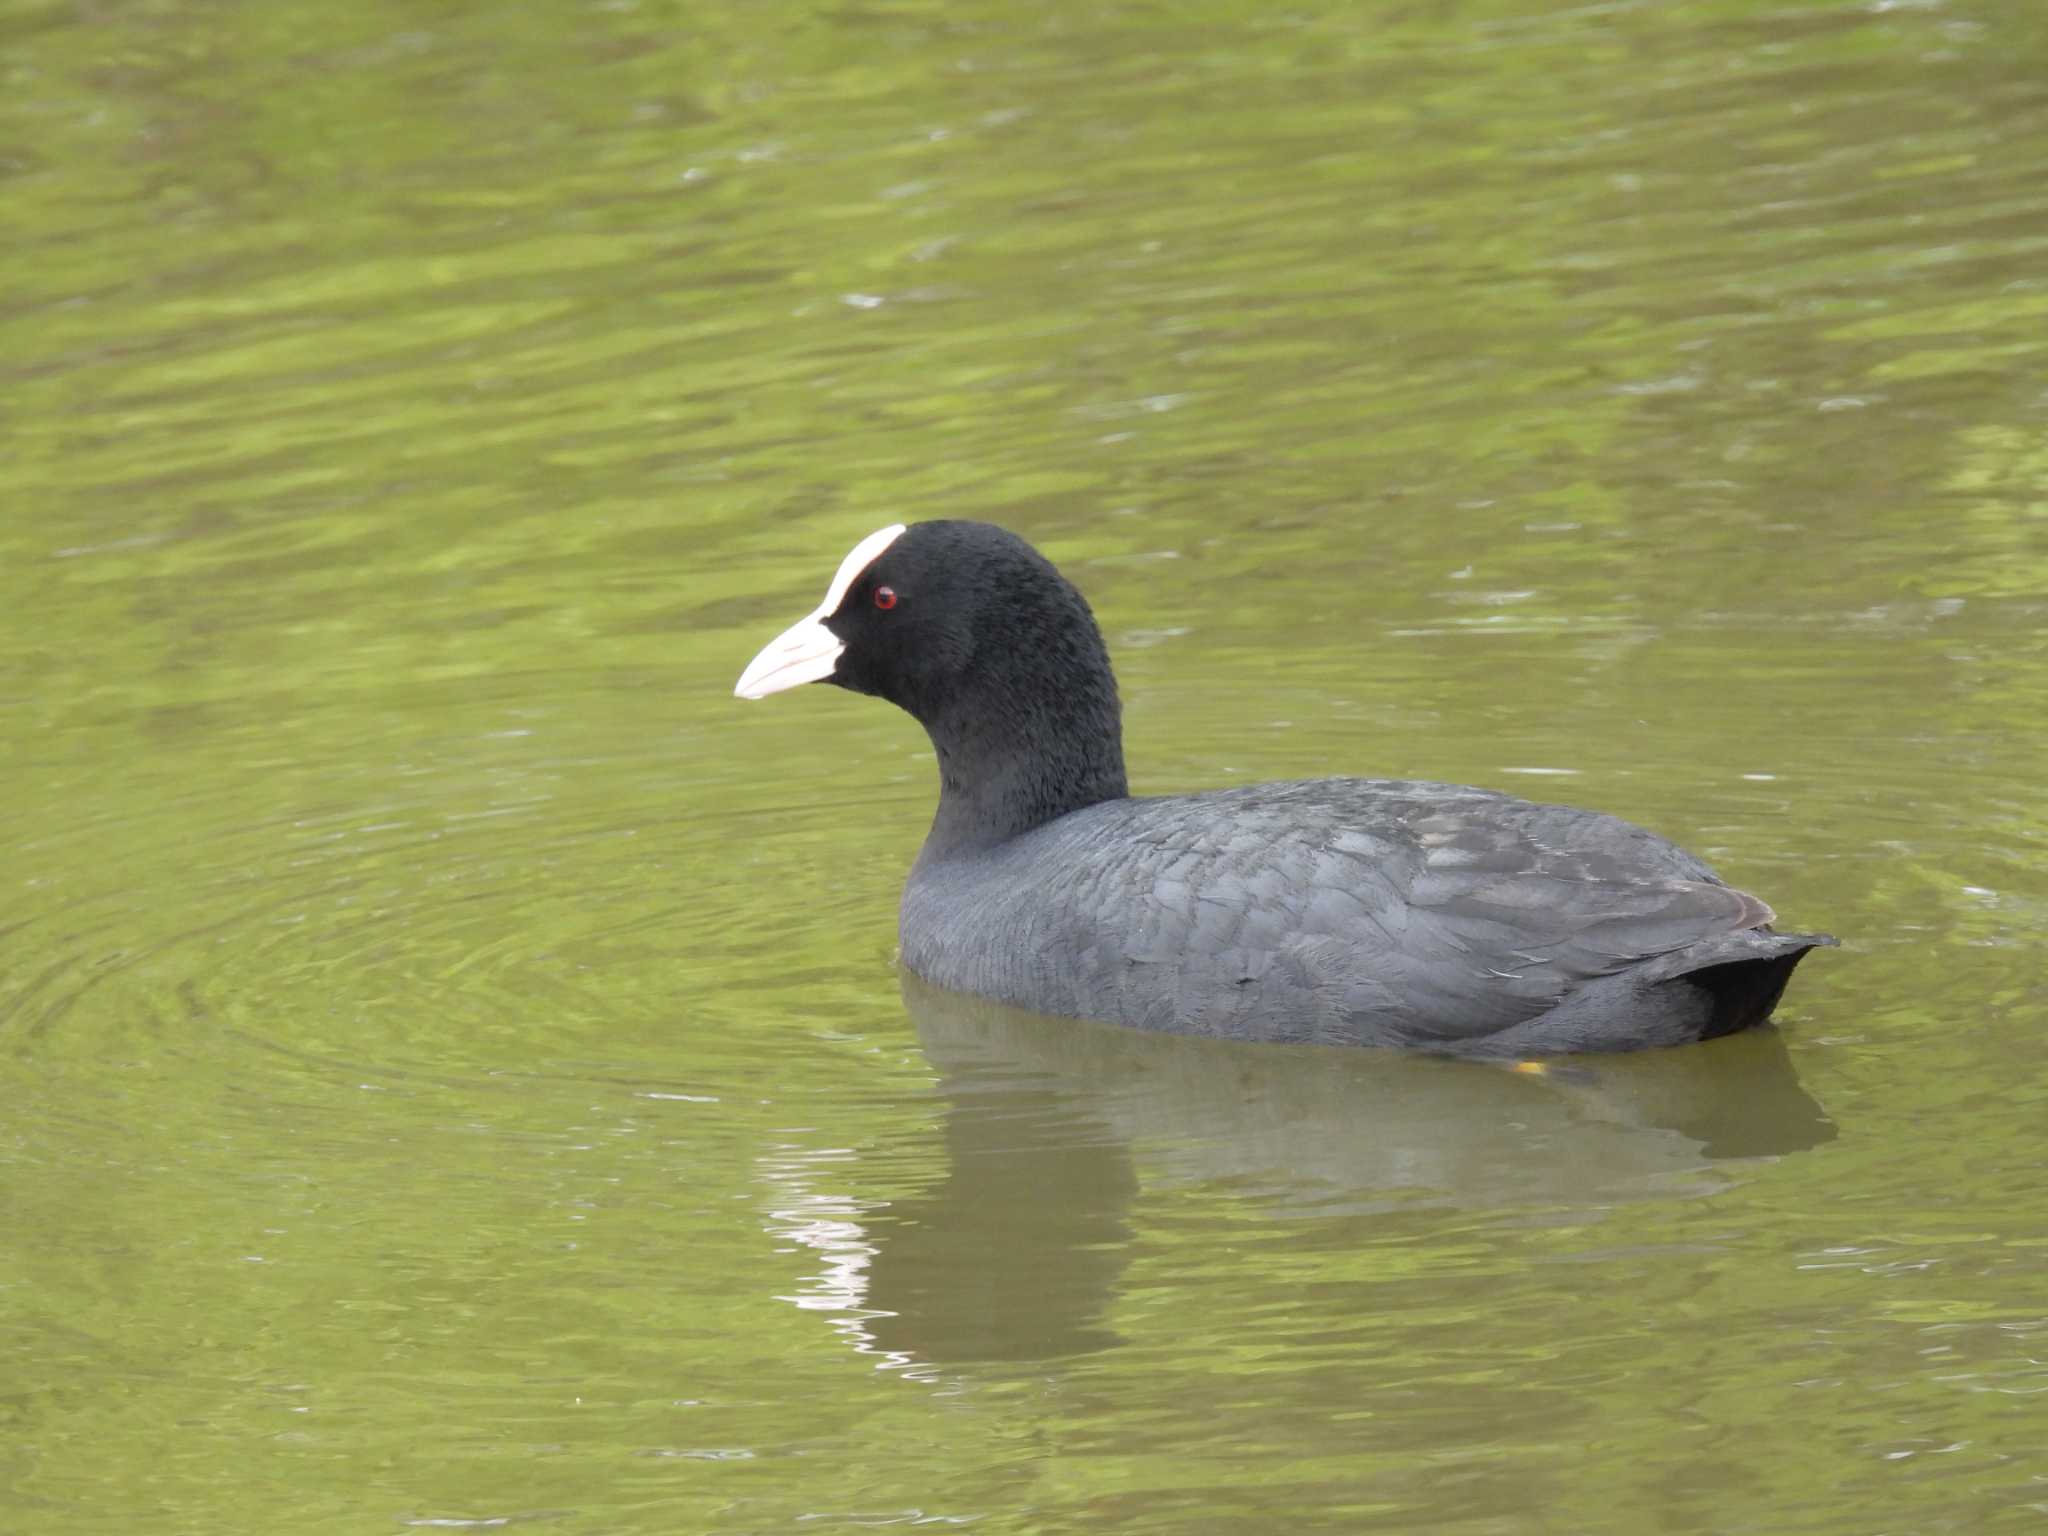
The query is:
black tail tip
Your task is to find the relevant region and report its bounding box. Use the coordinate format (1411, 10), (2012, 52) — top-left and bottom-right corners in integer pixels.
(1698, 935), (1832, 1041)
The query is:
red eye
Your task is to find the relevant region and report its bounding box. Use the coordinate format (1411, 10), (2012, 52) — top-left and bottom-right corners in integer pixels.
(874, 586), (898, 610)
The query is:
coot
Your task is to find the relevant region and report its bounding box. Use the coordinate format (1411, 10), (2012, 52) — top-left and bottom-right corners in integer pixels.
(735, 521), (1833, 1054)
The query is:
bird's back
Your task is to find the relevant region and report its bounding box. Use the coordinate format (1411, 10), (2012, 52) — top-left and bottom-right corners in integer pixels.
(902, 779), (1822, 1052)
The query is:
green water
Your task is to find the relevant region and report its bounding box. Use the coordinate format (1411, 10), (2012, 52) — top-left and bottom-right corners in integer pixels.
(5, 0), (2046, 1530)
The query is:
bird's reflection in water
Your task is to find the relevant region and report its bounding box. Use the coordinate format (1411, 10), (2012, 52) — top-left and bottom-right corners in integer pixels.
(780, 972), (1835, 1372)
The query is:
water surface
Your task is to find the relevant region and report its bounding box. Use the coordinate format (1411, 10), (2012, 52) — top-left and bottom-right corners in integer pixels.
(5, 1), (2047, 1531)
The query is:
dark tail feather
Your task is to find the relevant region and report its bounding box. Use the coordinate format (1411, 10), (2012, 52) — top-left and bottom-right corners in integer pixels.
(1685, 932), (1837, 1041)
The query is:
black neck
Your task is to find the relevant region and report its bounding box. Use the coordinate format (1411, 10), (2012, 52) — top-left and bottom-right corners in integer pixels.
(917, 660), (1128, 858)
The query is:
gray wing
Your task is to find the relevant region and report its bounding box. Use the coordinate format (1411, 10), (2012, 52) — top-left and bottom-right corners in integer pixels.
(1050, 781), (1773, 1046)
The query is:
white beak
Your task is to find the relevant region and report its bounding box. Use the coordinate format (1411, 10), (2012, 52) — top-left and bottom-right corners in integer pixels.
(733, 522), (907, 701)
(734, 614), (844, 699)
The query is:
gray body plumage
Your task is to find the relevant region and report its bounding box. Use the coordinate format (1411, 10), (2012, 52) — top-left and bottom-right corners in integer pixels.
(904, 777), (1828, 1055)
